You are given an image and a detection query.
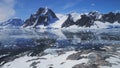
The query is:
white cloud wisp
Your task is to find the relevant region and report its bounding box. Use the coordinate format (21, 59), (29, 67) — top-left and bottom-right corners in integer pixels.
(0, 0), (16, 22)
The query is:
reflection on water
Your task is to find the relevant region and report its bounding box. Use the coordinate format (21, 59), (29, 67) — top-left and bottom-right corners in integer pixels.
(0, 28), (120, 68)
(1, 29), (120, 49)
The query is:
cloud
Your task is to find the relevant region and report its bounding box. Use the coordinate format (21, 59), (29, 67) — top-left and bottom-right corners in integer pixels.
(0, 0), (16, 22)
(91, 3), (95, 6)
(63, 0), (82, 10)
(63, 2), (75, 10)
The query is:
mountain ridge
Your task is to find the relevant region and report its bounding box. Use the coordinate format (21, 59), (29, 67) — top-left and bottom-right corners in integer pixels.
(0, 7), (120, 29)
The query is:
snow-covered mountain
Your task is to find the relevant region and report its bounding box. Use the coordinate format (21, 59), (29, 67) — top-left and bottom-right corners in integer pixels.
(62, 11), (120, 29)
(0, 7), (119, 29)
(23, 7), (59, 28)
(22, 7), (120, 29)
(0, 18), (24, 28)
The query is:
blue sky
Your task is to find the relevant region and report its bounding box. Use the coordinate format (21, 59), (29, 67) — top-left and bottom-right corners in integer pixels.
(0, 0), (120, 22)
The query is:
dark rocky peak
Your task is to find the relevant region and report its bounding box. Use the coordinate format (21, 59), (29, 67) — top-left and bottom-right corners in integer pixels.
(101, 12), (119, 23)
(36, 7), (58, 18)
(62, 14), (75, 27)
(76, 14), (94, 27)
(23, 7), (58, 28)
(115, 12), (120, 23)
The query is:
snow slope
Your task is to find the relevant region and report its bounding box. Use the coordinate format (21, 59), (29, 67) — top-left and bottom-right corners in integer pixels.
(91, 21), (120, 29)
(62, 21), (120, 29)
(49, 14), (68, 28)
(70, 12), (81, 22)
(2, 51), (89, 68)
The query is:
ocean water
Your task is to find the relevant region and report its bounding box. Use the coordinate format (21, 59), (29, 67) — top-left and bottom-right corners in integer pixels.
(0, 28), (120, 68)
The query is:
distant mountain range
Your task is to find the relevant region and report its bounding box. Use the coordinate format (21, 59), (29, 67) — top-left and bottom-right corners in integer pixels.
(0, 7), (120, 29)
(0, 18), (24, 28)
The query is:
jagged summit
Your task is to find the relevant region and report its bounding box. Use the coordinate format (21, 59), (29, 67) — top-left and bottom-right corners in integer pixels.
(62, 11), (120, 28)
(23, 7), (58, 28)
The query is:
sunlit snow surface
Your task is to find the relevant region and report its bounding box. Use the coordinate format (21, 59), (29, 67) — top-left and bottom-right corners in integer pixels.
(0, 28), (120, 68)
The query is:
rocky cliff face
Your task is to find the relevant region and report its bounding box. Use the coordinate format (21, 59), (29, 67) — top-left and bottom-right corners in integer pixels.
(100, 12), (120, 23)
(23, 7), (58, 28)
